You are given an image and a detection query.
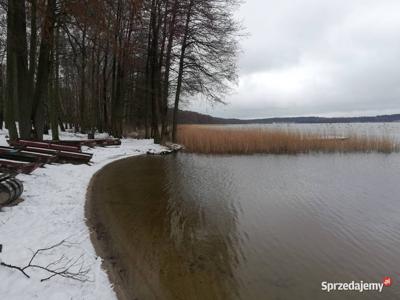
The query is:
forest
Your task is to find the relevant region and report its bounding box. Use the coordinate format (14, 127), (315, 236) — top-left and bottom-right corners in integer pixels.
(0, 0), (240, 143)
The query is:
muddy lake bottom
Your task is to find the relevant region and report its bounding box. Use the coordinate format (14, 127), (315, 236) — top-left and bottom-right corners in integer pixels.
(89, 153), (400, 300)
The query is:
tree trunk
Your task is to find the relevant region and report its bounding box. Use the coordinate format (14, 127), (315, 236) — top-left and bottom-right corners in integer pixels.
(79, 27), (87, 133)
(110, 49), (118, 136)
(31, 0), (56, 140)
(29, 0), (37, 85)
(0, 65), (4, 129)
(28, 0), (37, 134)
(161, 0), (178, 143)
(14, 0), (31, 138)
(149, 0), (161, 143)
(5, 0), (18, 140)
(102, 45), (109, 132)
(172, 0), (193, 142)
(50, 25), (60, 140)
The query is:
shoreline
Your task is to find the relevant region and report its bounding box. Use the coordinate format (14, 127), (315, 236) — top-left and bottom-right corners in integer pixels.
(85, 157), (137, 300)
(85, 155), (172, 300)
(0, 131), (166, 299)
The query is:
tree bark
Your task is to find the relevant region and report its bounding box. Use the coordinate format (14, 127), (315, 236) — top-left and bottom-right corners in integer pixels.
(172, 0), (193, 142)
(50, 25), (60, 140)
(5, 0), (18, 140)
(79, 27), (87, 133)
(161, 0), (178, 143)
(102, 44), (109, 132)
(31, 0), (56, 140)
(14, 0), (31, 138)
(149, 0), (161, 143)
(0, 64), (4, 129)
(28, 0), (37, 132)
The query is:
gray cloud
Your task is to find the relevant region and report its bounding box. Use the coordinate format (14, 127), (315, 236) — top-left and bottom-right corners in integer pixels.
(187, 0), (400, 118)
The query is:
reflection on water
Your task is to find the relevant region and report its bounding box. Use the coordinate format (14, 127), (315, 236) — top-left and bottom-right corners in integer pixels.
(94, 153), (400, 299)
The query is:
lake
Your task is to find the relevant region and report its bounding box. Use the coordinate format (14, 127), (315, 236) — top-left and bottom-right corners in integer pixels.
(91, 144), (400, 299)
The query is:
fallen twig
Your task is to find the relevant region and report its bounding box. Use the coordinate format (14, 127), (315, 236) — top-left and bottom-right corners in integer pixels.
(0, 240), (90, 282)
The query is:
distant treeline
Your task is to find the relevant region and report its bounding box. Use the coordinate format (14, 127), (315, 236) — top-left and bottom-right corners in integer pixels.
(178, 110), (400, 124)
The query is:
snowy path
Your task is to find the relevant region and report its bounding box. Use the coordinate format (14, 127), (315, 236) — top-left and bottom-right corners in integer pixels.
(0, 130), (166, 300)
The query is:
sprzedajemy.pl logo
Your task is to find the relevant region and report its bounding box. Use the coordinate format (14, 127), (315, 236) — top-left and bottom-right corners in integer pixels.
(321, 276), (392, 293)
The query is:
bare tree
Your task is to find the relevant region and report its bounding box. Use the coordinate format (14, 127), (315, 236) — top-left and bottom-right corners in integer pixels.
(171, 0), (240, 142)
(0, 0), (240, 142)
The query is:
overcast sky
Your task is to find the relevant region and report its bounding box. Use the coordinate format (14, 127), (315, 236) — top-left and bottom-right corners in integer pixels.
(187, 0), (400, 119)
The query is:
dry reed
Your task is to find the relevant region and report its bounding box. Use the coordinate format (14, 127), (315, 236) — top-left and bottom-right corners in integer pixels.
(177, 125), (399, 154)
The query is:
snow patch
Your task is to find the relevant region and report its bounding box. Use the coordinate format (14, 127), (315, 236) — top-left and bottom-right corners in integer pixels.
(0, 130), (167, 299)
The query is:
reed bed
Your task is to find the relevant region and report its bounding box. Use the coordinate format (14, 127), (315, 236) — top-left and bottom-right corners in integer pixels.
(177, 125), (399, 154)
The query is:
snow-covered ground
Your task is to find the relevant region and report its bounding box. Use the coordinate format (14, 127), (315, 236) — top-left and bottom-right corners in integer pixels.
(0, 130), (167, 300)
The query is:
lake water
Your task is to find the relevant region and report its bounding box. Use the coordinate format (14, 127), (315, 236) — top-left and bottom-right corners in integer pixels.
(93, 147), (400, 299)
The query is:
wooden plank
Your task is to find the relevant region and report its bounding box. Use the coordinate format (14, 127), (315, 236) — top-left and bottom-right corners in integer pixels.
(14, 146), (93, 164)
(0, 147), (56, 164)
(0, 159), (41, 174)
(8, 140), (81, 153)
(48, 138), (121, 147)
